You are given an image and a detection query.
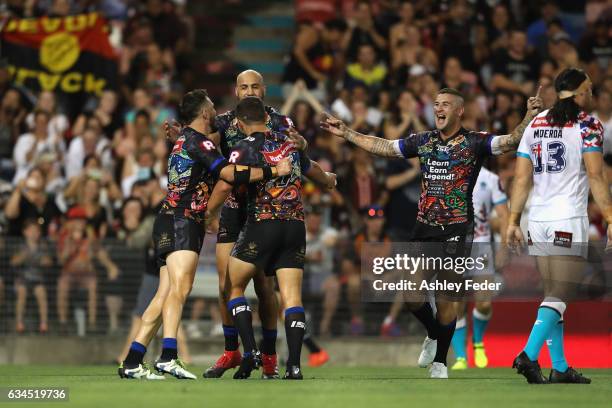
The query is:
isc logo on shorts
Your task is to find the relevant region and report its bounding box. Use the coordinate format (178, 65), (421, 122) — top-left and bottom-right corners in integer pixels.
(553, 231), (573, 248)
(232, 305), (251, 315)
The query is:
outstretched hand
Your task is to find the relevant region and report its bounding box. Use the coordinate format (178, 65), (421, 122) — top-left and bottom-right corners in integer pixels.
(277, 157), (292, 176)
(320, 112), (348, 138)
(286, 127), (308, 151)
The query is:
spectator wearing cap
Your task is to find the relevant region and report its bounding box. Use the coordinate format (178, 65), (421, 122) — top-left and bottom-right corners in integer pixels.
(340, 204), (391, 335)
(490, 30), (540, 96)
(5, 166), (62, 237)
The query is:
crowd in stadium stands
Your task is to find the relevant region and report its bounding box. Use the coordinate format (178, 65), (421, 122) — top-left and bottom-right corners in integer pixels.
(0, 0), (610, 337)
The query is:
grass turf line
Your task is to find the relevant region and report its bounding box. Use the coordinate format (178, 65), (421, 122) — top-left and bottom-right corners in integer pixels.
(0, 365), (610, 408)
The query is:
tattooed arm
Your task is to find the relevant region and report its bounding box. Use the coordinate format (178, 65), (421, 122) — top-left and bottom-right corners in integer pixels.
(320, 114), (402, 158)
(491, 86), (543, 155)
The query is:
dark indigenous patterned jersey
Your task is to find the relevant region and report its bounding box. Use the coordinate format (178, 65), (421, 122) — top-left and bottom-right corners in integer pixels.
(162, 127), (227, 223)
(229, 130), (311, 222)
(393, 128), (495, 227)
(214, 106), (293, 209)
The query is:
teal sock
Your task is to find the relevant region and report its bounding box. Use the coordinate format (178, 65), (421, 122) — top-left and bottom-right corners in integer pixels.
(472, 308), (491, 344)
(451, 317), (467, 359)
(547, 320), (568, 373)
(523, 306), (561, 361)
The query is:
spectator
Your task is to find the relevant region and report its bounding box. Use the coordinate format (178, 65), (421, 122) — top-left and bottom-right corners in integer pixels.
(282, 19), (348, 101)
(391, 25), (437, 74)
(56, 206), (119, 334)
(4, 166), (62, 237)
(491, 30), (540, 95)
(579, 19), (611, 76)
(72, 90), (122, 140)
(527, 0), (578, 50)
(10, 219), (52, 333)
(439, 0), (476, 72)
(341, 205), (391, 335)
(65, 125), (112, 181)
(342, 0), (387, 62)
(63, 155), (122, 210)
(441, 57), (478, 97)
(304, 206), (340, 336)
(25, 91), (69, 143)
(0, 88), (27, 164)
(345, 44), (388, 93)
(12, 110), (64, 185)
(487, 4), (513, 52)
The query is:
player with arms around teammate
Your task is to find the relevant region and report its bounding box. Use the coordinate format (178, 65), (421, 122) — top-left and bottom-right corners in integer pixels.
(118, 89), (291, 380)
(508, 68), (609, 384)
(322, 87), (543, 378)
(226, 97), (336, 380)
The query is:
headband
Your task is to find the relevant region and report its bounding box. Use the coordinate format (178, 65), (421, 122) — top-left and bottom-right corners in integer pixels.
(558, 78), (590, 100)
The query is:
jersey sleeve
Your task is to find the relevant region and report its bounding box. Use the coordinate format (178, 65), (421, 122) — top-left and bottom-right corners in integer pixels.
(580, 116), (604, 154)
(473, 131), (498, 157)
(491, 174), (508, 206)
(184, 134), (227, 176)
(516, 125), (532, 161)
(392, 133), (420, 158)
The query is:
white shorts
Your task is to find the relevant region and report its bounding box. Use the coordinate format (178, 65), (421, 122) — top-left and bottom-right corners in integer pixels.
(527, 217), (588, 258)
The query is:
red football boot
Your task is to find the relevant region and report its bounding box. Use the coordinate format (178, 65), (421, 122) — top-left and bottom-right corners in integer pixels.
(261, 353), (279, 379)
(203, 350), (242, 378)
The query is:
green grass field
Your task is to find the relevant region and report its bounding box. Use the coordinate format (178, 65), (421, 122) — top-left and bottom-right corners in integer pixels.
(1, 365), (610, 408)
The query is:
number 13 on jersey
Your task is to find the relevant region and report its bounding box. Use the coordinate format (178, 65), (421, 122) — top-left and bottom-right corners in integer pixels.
(530, 141), (566, 174)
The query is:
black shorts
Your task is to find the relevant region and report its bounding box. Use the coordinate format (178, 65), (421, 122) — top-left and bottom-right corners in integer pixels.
(410, 221), (473, 257)
(217, 205), (247, 244)
(231, 220), (306, 276)
(152, 213), (205, 268)
(410, 221), (474, 299)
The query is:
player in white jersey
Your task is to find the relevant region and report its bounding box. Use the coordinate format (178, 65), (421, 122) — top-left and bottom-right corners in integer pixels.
(507, 68), (612, 384)
(450, 168), (509, 370)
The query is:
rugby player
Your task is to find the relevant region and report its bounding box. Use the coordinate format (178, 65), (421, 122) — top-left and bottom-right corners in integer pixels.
(450, 167), (509, 370)
(508, 68), (610, 384)
(165, 71), (334, 379)
(225, 97), (335, 380)
(118, 89), (291, 380)
(321, 87), (543, 378)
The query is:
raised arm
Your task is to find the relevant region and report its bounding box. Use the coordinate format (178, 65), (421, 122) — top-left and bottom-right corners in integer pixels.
(320, 114), (401, 158)
(491, 86), (543, 154)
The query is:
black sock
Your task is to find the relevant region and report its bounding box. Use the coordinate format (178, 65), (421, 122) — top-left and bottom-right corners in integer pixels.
(160, 338), (178, 361)
(124, 341), (146, 367)
(228, 297), (257, 353)
(223, 325), (239, 351)
(433, 319), (456, 365)
(303, 336), (321, 353)
(284, 306), (306, 367)
(261, 328), (277, 355)
(412, 302), (438, 339)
